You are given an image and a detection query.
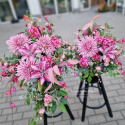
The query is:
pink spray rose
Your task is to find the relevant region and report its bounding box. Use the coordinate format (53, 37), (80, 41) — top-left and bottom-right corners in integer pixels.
(39, 109), (45, 115)
(74, 72), (78, 77)
(2, 62), (8, 70)
(96, 66), (101, 71)
(44, 94), (52, 106)
(8, 66), (15, 73)
(45, 23), (50, 27)
(61, 54), (65, 60)
(67, 46), (71, 50)
(72, 46), (76, 50)
(45, 17), (48, 21)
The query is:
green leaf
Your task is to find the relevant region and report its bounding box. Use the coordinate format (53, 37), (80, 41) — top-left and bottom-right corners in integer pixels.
(83, 73), (89, 79)
(59, 103), (67, 113)
(60, 97), (68, 104)
(56, 60), (59, 65)
(93, 22), (97, 27)
(30, 118), (34, 125)
(26, 96), (30, 106)
(59, 90), (68, 96)
(20, 80), (24, 87)
(33, 121), (36, 125)
(100, 31), (104, 36)
(87, 76), (92, 83)
(51, 103), (57, 113)
(90, 72), (94, 77)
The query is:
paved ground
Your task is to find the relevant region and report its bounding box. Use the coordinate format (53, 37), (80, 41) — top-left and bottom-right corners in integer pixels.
(0, 7), (125, 125)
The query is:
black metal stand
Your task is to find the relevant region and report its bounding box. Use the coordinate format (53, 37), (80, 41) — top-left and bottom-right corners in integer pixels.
(43, 104), (74, 125)
(77, 75), (113, 122)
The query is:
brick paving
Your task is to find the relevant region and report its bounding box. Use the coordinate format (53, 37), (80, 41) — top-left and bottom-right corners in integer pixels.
(0, 7), (125, 125)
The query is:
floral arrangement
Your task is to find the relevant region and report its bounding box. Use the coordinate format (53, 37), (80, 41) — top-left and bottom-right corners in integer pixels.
(0, 15), (74, 124)
(67, 15), (125, 83)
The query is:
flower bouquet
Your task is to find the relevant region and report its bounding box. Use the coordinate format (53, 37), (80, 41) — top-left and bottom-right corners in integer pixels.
(68, 15), (125, 83)
(0, 15), (72, 124)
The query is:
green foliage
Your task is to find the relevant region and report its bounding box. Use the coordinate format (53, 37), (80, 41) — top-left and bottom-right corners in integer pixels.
(26, 94), (30, 106)
(59, 103), (67, 113)
(60, 97), (68, 104)
(87, 76), (92, 83)
(51, 101), (57, 113)
(59, 90), (68, 96)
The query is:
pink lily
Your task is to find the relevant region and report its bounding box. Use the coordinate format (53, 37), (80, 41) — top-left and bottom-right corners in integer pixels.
(99, 47), (117, 66)
(62, 83), (68, 89)
(19, 43), (41, 61)
(31, 61), (50, 85)
(44, 65), (61, 93)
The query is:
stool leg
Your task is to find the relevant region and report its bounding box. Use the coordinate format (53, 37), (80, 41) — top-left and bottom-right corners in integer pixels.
(97, 81), (102, 95)
(77, 80), (84, 97)
(99, 76), (113, 117)
(81, 82), (89, 121)
(43, 113), (47, 125)
(65, 104), (75, 120)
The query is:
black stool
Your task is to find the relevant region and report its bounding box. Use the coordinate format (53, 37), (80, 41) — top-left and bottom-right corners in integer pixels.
(77, 75), (113, 121)
(43, 104), (74, 125)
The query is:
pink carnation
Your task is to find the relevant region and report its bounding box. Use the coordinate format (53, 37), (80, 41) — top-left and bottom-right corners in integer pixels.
(96, 36), (115, 48)
(44, 94), (52, 106)
(6, 34), (30, 54)
(77, 36), (97, 57)
(28, 27), (40, 39)
(16, 58), (35, 83)
(51, 36), (61, 49)
(79, 57), (89, 67)
(92, 53), (101, 62)
(36, 35), (55, 55)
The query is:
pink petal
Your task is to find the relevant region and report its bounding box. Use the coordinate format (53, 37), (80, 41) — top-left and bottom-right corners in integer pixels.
(53, 65), (60, 76)
(19, 49), (29, 55)
(115, 49), (123, 56)
(82, 22), (92, 31)
(44, 83), (52, 93)
(122, 72), (125, 75)
(54, 78), (61, 86)
(92, 15), (101, 21)
(30, 71), (41, 79)
(67, 59), (79, 64)
(48, 68), (54, 83)
(31, 65), (39, 71)
(40, 77), (45, 85)
(92, 25), (101, 31)
(58, 61), (68, 67)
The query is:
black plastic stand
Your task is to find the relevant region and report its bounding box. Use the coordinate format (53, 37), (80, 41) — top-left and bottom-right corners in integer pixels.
(77, 75), (113, 122)
(43, 104), (74, 125)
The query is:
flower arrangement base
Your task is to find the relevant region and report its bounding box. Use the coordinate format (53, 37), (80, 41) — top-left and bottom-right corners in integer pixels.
(77, 75), (113, 122)
(43, 104), (74, 125)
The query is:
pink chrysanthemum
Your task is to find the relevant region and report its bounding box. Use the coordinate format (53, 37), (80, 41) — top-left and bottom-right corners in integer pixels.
(6, 34), (30, 54)
(79, 57), (89, 67)
(16, 58), (35, 82)
(77, 36), (98, 57)
(28, 27), (40, 39)
(36, 35), (55, 55)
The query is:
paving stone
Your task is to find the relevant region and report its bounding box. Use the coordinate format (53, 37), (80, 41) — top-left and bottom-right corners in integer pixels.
(78, 108), (95, 117)
(110, 79), (124, 84)
(0, 115), (7, 122)
(111, 103), (125, 111)
(106, 84), (121, 91)
(2, 107), (17, 115)
(67, 97), (75, 104)
(117, 119), (125, 125)
(48, 115), (62, 123)
(7, 113), (22, 121)
(54, 120), (70, 125)
(114, 95), (125, 103)
(17, 105), (31, 112)
(71, 118), (89, 125)
(13, 119), (29, 125)
(99, 97), (115, 104)
(106, 91), (118, 98)
(23, 111), (34, 119)
(100, 121), (118, 125)
(62, 110), (79, 120)
(121, 110), (125, 117)
(105, 111), (123, 121)
(0, 122), (12, 125)
(117, 89), (125, 95)
(88, 114), (106, 124)
(0, 97), (7, 103)
(0, 102), (10, 109)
